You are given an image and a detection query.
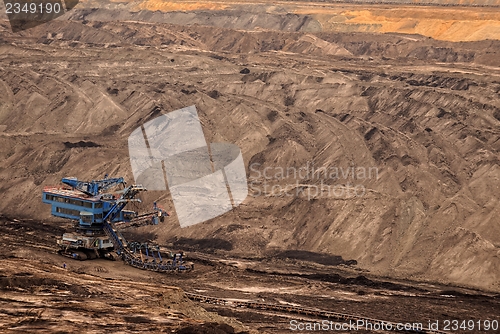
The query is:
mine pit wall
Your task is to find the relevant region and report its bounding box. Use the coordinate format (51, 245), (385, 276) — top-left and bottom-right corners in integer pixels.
(0, 1), (499, 293)
(78, 1), (500, 42)
(2, 1), (500, 41)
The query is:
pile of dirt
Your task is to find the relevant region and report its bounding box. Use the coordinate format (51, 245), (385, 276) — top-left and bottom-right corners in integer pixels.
(0, 256), (248, 333)
(0, 4), (499, 293)
(161, 288), (245, 332)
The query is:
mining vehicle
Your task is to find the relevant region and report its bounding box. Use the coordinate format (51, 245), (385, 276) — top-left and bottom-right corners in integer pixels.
(42, 176), (193, 272)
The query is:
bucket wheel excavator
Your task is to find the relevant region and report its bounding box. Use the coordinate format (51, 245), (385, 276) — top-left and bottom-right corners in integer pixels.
(42, 176), (193, 272)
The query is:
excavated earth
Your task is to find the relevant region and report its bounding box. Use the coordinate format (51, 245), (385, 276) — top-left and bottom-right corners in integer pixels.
(72, 0), (500, 42)
(0, 215), (499, 333)
(0, 0), (500, 332)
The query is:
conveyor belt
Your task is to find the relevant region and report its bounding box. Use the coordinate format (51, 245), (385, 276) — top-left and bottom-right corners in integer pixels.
(103, 220), (193, 272)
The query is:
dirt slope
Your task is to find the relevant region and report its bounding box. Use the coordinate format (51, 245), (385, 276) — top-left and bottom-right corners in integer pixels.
(1, 13), (499, 293)
(4, 1), (499, 41)
(0, 217), (245, 333)
(64, 0), (500, 42)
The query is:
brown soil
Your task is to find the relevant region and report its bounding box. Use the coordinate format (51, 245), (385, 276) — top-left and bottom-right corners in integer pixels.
(0, 216), (499, 333)
(0, 2), (499, 330)
(0, 13), (499, 291)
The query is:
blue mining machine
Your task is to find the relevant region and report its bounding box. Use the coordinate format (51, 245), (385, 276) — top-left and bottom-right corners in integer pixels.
(42, 176), (193, 272)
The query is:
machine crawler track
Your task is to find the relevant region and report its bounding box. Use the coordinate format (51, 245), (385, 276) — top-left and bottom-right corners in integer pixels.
(58, 249), (88, 260)
(58, 249), (99, 261)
